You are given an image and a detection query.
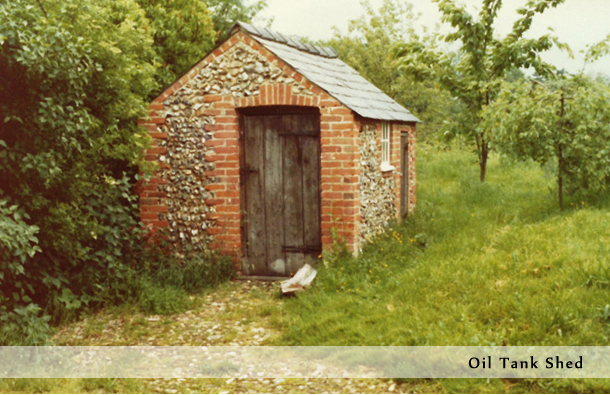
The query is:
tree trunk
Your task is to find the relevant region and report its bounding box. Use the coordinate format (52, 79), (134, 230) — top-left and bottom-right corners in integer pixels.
(558, 93), (565, 210)
(558, 145), (564, 210)
(479, 142), (488, 182)
(479, 93), (491, 183)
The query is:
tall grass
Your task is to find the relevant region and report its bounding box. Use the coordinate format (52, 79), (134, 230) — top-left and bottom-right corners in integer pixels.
(98, 251), (235, 316)
(276, 144), (610, 392)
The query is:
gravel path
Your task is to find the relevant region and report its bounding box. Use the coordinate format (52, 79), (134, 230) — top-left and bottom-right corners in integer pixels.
(53, 280), (435, 393)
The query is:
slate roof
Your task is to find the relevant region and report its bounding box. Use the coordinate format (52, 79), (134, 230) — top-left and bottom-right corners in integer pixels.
(232, 22), (420, 123)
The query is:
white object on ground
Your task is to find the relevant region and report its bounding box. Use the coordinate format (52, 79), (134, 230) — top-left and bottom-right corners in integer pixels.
(280, 264), (317, 294)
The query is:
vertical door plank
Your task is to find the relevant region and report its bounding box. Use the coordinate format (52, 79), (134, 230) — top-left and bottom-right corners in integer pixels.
(264, 116), (286, 275)
(301, 115), (321, 263)
(282, 115), (305, 275)
(244, 116), (267, 274)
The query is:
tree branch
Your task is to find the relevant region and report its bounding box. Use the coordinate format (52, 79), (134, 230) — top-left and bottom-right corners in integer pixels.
(35, 0), (48, 19)
(529, 78), (551, 91)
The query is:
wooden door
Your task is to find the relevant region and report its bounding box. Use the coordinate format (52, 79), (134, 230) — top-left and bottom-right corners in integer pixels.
(400, 133), (409, 219)
(241, 112), (321, 276)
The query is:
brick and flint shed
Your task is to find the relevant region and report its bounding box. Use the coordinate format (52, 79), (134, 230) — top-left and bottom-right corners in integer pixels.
(139, 22), (420, 276)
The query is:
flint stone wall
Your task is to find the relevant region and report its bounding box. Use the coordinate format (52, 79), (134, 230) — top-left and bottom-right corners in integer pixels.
(359, 124), (397, 243)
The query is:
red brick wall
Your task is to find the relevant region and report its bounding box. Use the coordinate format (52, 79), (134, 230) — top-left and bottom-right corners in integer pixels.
(319, 100), (361, 252)
(137, 110), (169, 231)
(201, 94), (241, 252)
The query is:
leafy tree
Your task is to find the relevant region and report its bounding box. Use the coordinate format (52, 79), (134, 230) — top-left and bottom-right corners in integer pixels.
(0, 0), (156, 330)
(324, 0), (457, 140)
(393, 0), (568, 181)
(0, 0), (244, 344)
(206, 0), (268, 45)
(484, 76), (610, 208)
(134, 0), (268, 91)
(505, 67), (526, 83)
(481, 38), (610, 209)
(135, 0), (216, 90)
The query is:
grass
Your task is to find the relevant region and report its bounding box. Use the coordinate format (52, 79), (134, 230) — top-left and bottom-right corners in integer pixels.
(4, 144), (610, 393)
(275, 143), (610, 392)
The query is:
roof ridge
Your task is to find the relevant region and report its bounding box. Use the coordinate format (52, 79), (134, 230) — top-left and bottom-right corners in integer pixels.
(232, 21), (338, 59)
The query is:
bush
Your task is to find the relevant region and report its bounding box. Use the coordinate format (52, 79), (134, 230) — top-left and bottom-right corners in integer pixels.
(0, 198), (52, 345)
(0, 0), (236, 345)
(0, 304), (52, 346)
(0, 198), (41, 307)
(0, 0), (156, 332)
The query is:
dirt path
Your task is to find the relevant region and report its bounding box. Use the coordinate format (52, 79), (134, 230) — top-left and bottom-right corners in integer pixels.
(52, 280), (435, 394)
(55, 281), (283, 347)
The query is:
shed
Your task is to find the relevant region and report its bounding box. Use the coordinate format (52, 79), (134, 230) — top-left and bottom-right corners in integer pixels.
(139, 22), (419, 277)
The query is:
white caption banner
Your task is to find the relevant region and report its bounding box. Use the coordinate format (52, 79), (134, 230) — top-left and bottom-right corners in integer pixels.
(1, 346), (608, 378)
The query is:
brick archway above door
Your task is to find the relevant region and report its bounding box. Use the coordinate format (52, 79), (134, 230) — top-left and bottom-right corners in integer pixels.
(234, 83), (324, 109)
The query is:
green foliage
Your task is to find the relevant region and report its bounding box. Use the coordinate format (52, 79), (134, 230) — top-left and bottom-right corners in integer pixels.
(0, 378), (148, 393)
(127, 252), (238, 316)
(326, 0), (457, 140)
(0, 198), (52, 345)
(583, 33), (610, 68)
(133, 0), (269, 95)
(0, 0), (156, 336)
(393, 0), (567, 181)
(0, 0), (240, 345)
(0, 303), (52, 346)
(0, 198), (41, 285)
(135, 0), (216, 90)
(505, 67), (526, 83)
(207, 0), (268, 45)
(145, 253), (235, 293)
(483, 75), (610, 208)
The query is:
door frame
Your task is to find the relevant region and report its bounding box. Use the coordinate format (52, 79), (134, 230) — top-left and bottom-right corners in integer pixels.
(400, 132), (409, 219)
(238, 106), (322, 276)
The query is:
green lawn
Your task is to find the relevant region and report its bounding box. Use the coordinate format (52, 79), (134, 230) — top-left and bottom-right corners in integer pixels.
(275, 143), (610, 392)
(4, 144), (610, 394)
